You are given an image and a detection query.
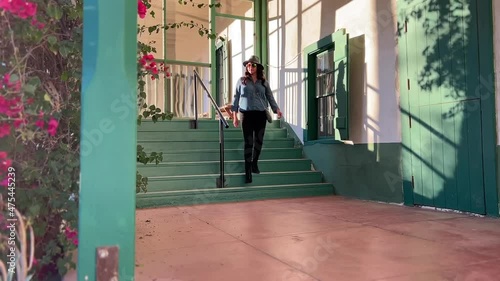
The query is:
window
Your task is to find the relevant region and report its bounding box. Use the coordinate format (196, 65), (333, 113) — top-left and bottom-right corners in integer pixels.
(316, 49), (335, 138)
(303, 29), (349, 142)
(215, 40), (230, 106)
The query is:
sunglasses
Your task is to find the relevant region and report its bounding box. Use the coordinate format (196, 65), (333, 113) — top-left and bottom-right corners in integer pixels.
(247, 63), (258, 68)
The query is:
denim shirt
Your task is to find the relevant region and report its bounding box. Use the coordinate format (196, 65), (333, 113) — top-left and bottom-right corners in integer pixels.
(231, 77), (279, 113)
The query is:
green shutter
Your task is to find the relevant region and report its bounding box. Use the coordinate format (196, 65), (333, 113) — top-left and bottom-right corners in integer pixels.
(333, 29), (349, 140)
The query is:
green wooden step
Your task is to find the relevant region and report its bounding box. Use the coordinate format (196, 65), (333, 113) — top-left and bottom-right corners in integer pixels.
(159, 147), (303, 162)
(136, 183), (334, 208)
(137, 159), (312, 177)
(137, 138), (296, 152)
(138, 119), (281, 131)
(144, 171), (323, 192)
(137, 129), (287, 141)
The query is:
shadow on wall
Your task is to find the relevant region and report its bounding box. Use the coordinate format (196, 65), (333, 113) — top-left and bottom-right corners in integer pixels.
(348, 34), (365, 143)
(302, 0), (402, 203)
(269, 0), (351, 139)
(398, 0), (496, 215)
(267, 0), (404, 202)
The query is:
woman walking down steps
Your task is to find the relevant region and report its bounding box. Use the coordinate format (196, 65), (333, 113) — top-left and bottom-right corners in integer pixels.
(231, 55), (283, 183)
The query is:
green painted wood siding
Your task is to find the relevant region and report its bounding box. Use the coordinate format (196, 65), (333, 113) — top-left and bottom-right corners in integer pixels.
(399, 0), (498, 215)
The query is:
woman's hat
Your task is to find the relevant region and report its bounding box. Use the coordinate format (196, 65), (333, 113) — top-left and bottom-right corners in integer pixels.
(243, 55), (263, 69)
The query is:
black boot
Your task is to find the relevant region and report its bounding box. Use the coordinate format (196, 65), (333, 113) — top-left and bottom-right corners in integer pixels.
(252, 160), (260, 174)
(245, 161), (252, 183)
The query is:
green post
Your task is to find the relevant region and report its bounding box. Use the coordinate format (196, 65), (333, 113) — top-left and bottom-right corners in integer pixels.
(78, 0), (137, 280)
(209, 0), (217, 118)
(260, 0), (269, 75)
(254, 0), (262, 59)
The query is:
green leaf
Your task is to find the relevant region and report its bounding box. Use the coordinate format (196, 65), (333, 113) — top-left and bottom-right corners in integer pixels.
(9, 74), (19, 83)
(44, 93), (52, 102)
(28, 76), (42, 86)
(59, 45), (71, 58)
(148, 26), (157, 34)
(29, 204), (41, 216)
(47, 4), (63, 20)
(61, 71), (69, 81)
(47, 35), (58, 45)
(23, 84), (37, 94)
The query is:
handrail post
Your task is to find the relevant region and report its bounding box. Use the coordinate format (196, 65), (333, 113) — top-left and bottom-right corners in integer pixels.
(192, 74), (198, 129)
(217, 119), (225, 188)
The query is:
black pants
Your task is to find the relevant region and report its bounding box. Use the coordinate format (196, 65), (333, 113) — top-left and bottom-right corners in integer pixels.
(241, 111), (267, 163)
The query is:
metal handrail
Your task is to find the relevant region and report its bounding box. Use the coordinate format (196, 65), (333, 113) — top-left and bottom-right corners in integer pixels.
(193, 69), (229, 188)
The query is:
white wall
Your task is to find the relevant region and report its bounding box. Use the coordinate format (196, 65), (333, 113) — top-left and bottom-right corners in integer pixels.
(268, 0), (399, 144)
(494, 0), (500, 145)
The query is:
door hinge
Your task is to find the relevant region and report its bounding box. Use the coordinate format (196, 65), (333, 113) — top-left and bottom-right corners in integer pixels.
(407, 78), (411, 90)
(409, 115), (412, 128)
(411, 176), (415, 189)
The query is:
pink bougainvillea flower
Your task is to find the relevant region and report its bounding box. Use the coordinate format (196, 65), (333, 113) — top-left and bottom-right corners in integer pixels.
(0, 97), (22, 118)
(65, 227), (76, 239)
(13, 119), (26, 128)
(1, 73), (10, 86)
(35, 119), (44, 129)
(0, 123), (11, 138)
(47, 118), (58, 136)
(64, 227), (79, 246)
(0, 158), (12, 172)
(137, 0), (147, 19)
(0, 152), (7, 159)
(0, 0), (38, 20)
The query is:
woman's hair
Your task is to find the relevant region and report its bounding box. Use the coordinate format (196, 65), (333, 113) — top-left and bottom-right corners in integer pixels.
(240, 67), (266, 85)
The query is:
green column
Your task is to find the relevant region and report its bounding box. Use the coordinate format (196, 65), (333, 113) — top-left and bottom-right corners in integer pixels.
(78, 0), (137, 280)
(210, 0), (217, 117)
(260, 0), (269, 74)
(254, 0), (262, 58)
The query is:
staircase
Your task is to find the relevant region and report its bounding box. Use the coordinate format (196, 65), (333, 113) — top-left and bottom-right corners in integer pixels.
(136, 118), (334, 208)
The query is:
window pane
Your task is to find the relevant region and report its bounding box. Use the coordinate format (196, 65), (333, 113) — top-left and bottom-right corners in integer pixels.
(165, 0), (210, 63)
(216, 0), (253, 17)
(316, 77), (323, 98)
(316, 49), (334, 73)
(317, 95), (336, 138)
(315, 48), (335, 97)
(327, 96), (335, 137)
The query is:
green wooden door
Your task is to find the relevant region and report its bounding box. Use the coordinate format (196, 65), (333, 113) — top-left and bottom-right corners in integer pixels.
(401, 0), (486, 214)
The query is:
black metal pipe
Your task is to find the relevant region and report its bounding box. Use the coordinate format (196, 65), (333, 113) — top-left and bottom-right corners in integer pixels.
(193, 69), (228, 188)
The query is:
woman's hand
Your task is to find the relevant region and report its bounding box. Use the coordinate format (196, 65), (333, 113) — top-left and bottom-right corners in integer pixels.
(232, 112), (239, 127)
(277, 109), (283, 119)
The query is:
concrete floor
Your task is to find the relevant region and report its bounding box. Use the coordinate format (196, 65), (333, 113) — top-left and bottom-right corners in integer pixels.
(135, 196), (500, 281)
